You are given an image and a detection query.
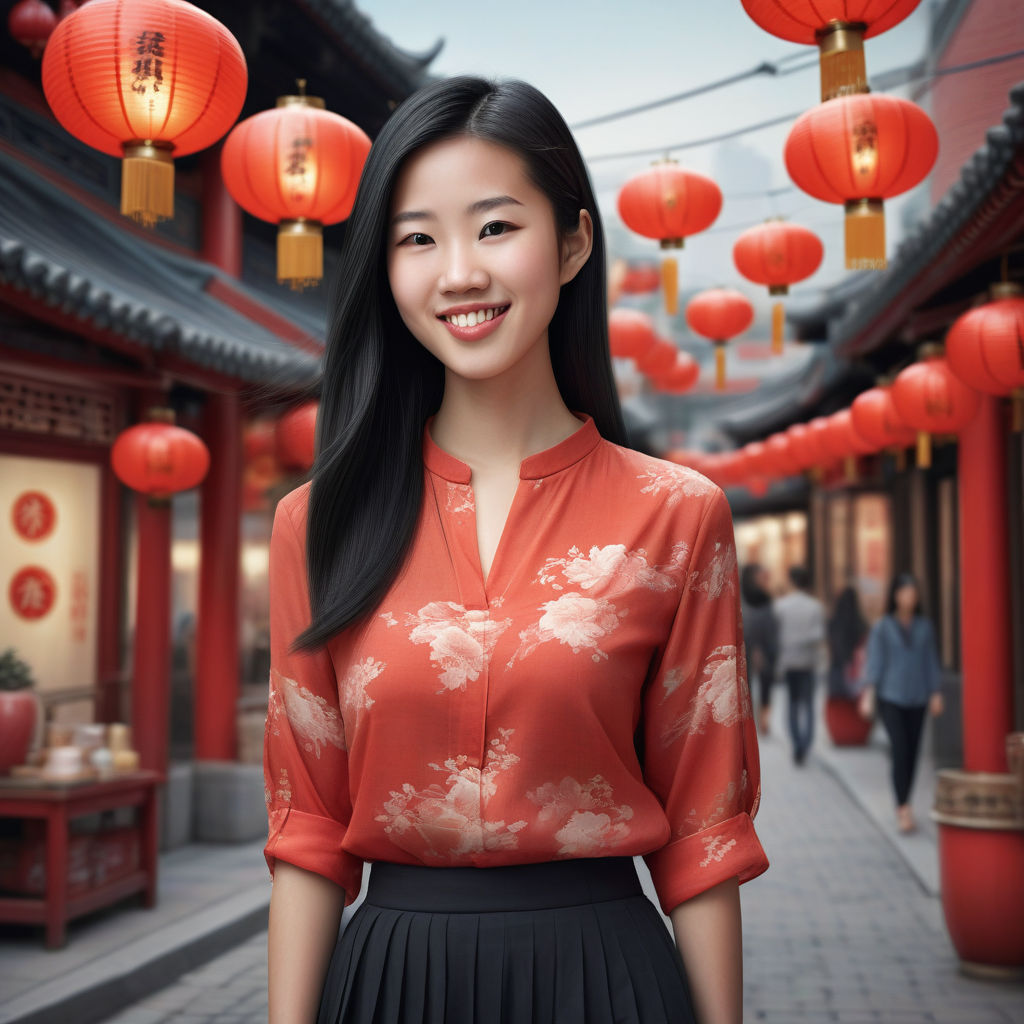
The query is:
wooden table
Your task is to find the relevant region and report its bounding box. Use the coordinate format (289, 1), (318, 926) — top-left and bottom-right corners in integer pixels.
(0, 770), (161, 948)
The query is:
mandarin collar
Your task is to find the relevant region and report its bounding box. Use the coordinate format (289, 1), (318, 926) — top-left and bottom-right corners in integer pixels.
(422, 411), (601, 483)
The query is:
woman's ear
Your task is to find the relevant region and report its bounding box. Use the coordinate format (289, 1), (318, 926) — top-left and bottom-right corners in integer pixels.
(558, 209), (594, 286)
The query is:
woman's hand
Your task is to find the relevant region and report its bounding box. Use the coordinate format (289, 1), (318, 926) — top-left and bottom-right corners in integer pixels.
(857, 685), (876, 721)
(929, 692), (944, 717)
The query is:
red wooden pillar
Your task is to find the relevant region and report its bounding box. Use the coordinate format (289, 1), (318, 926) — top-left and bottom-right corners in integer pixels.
(194, 392), (243, 760)
(194, 145), (244, 761)
(201, 143), (242, 278)
(957, 394), (1014, 772)
(130, 398), (172, 780)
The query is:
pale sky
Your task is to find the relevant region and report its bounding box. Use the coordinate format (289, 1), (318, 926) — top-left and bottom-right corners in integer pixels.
(361, 0), (936, 305)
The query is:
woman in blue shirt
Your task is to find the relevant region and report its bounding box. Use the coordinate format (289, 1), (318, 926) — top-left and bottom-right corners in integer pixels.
(861, 572), (945, 832)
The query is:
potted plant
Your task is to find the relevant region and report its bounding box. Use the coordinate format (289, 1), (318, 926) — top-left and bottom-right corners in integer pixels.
(0, 648), (40, 774)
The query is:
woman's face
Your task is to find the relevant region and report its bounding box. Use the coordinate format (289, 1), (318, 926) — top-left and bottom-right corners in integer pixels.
(386, 134), (591, 382)
(895, 583), (918, 613)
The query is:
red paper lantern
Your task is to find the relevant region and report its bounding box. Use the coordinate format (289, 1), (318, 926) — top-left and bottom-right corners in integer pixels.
(221, 83), (371, 290)
(608, 308), (657, 360)
(946, 282), (1024, 430)
(8, 0), (57, 57)
(111, 410), (210, 500)
(785, 93), (937, 271)
(850, 384), (917, 452)
(620, 263), (662, 295)
(733, 220), (823, 354)
(741, 0), (922, 100)
(617, 160), (722, 314)
(890, 346), (982, 468)
(276, 402), (318, 472)
(764, 433), (802, 477)
(807, 415), (840, 467)
(635, 339), (679, 378)
(41, 0), (247, 228)
(786, 422), (820, 471)
(651, 352), (700, 394)
(685, 288), (755, 390)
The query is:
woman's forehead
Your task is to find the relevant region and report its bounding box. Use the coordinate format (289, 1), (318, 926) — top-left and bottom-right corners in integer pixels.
(390, 136), (534, 212)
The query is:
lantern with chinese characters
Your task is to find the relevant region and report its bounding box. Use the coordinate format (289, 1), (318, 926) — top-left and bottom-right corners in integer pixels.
(733, 220), (823, 354)
(651, 351), (700, 394)
(891, 344), (982, 468)
(221, 82), (371, 290)
(741, 0), (922, 101)
(41, 0), (247, 228)
(608, 308), (657, 360)
(946, 282), (1024, 431)
(617, 159), (722, 315)
(785, 93), (937, 270)
(276, 401), (318, 472)
(685, 288), (755, 390)
(111, 408), (210, 501)
(8, 0), (57, 57)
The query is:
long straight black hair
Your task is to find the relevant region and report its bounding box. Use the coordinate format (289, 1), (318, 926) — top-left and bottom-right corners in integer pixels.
(291, 75), (627, 654)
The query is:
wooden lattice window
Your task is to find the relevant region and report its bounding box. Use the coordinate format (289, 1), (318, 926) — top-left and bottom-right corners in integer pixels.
(0, 373), (116, 443)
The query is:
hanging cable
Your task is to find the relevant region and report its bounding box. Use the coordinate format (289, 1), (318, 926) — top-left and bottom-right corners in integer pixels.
(581, 46), (1024, 163)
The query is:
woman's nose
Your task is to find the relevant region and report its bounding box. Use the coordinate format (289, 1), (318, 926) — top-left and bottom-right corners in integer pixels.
(438, 244), (489, 294)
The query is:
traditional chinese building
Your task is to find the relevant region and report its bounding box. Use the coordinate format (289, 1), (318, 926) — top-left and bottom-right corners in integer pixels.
(0, 0), (439, 845)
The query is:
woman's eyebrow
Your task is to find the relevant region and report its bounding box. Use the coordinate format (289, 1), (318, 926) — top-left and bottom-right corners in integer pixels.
(390, 195), (523, 227)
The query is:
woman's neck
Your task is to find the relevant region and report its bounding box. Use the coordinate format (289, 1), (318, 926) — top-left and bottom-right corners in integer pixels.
(429, 335), (582, 474)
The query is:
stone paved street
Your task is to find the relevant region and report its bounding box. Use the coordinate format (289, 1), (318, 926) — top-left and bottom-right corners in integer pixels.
(99, 712), (1024, 1024)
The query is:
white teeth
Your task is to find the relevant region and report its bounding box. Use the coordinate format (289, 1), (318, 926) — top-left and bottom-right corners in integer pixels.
(444, 306), (507, 326)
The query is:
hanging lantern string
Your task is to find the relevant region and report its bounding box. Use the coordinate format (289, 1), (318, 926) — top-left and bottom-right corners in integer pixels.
(582, 46), (1024, 163)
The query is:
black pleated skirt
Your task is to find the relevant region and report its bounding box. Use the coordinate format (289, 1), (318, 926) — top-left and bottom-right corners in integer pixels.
(316, 855), (697, 1024)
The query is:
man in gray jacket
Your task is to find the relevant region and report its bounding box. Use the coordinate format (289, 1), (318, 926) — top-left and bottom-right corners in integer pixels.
(773, 566), (826, 765)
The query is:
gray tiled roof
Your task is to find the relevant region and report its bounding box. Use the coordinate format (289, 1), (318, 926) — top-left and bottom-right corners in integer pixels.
(0, 146), (322, 386)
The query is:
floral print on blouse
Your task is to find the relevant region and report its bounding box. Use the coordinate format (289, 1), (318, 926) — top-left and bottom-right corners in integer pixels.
(263, 412), (769, 916)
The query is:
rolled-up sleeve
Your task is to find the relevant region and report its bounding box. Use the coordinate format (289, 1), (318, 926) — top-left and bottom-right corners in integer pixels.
(640, 486), (770, 917)
(263, 495), (364, 906)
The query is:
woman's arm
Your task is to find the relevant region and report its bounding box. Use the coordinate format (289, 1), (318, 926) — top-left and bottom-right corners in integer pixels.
(669, 875), (742, 1024)
(268, 861), (346, 1024)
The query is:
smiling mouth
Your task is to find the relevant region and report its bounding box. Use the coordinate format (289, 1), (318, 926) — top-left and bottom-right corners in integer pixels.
(437, 304), (510, 328)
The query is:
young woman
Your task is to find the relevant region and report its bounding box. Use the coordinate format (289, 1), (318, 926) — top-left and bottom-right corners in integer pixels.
(740, 563), (778, 737)
(263, 75), (769, 1024)
(860, 573), (945, 833)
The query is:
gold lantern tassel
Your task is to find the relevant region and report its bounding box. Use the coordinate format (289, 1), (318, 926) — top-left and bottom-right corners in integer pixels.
(660, 245), (681, 315)
(817, 22), (867, 102)
(122, 142), (175, 228)
(278, 219), (324, 291)
(916, 430), (931, 469)
(771, 301), (785, 355)
(844, 455), (857, 482)
(845, 199), (886, 271)
(714, 344), (726, 390)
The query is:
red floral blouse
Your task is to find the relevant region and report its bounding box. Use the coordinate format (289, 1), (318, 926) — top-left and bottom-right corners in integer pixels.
(263, 412), (769, 916)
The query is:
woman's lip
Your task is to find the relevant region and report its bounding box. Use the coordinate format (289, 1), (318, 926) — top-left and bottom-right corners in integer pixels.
(438, 306), (509, 341)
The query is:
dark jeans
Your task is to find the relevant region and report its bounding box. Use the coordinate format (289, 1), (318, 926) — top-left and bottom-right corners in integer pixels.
(877, 696), (928, 806)
(784, 668), (815, 762)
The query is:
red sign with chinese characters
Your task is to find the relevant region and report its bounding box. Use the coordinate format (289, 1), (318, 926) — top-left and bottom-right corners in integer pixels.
(11, 491), (56, 542)
(9, 566), (57, 620)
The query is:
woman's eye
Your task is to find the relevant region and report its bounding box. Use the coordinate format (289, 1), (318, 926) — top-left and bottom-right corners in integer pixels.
(399, 232), (433, 246)
(481, 221), (513, 238)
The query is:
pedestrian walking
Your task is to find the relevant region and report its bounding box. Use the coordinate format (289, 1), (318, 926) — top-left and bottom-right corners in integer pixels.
(773, 566), (826, 765)
(741, 562), (779, 737)
(858, 572), (945, 833)
(263, 75), (769, 1024)
(827, 580), (868, 702)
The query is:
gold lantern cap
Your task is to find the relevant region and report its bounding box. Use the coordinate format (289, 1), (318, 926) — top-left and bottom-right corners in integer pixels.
(917, 341), (944, 360)
(989, 280), (1022, 300)
(277, 79), (326, 110)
